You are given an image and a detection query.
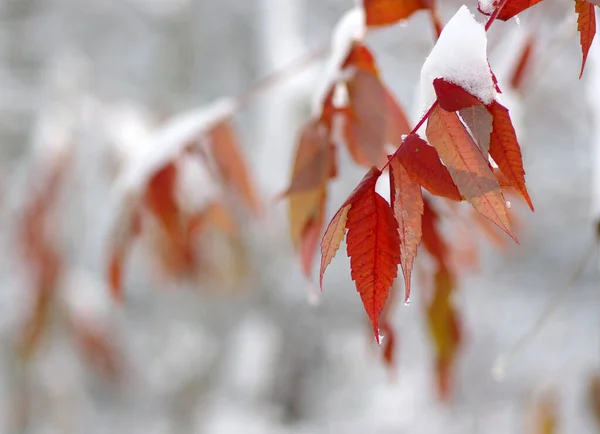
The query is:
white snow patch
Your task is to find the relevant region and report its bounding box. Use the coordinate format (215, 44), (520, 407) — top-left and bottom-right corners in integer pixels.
(478, 0), (497, 15)
(312, 7), (366, 116)
(115, 97), (235, 196)
(419, 6), (496, 113)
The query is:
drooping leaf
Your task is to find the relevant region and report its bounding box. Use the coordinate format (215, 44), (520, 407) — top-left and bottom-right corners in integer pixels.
(285, 120), (334, 196)
(510, 34), (535, 91)
(575, 0), (597, 78)
(288, 121), (335, 248)
(320, 203), (351, 288)
(427, 268), (461, 400)
(363, 0), (430, 26)
(345, 167), (400, 341)
(300, 195), (327, 278)
(530, 394), (558, 434)
(389, 153), (423, 302)
(426, 106), (515, 240)
(487, 100), (534, 211)
(344, 68), (388, 167)
(433, 78), (482, 112)
(396, 134), (463, 201)
(459, 104), (493, 154)
(208, 120), (261, 215)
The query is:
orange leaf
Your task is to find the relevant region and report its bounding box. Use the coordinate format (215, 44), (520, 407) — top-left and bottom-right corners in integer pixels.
(575, 0), (597, 78)
(426, 106), (515, 240)
(589, 373), (600, 430)
(300, 196), (326, 278)
(433, 78), (482, 112)
(459, 105), (493, 154)
(344, 69), (388, 167)
(396, 134), (462, 201)
(389, 153), (423, 302)
(285, 120), (334, 196)
(487, 100), (534, 211)
(364, 0), (430, 27)
(208, 120), (261, 215)
(288, 121), (336, 277)
(343, 42), (379, 75)
(345, 168), (400, 341)
(426, 267), (461, 400)
(320, 203), (351, 288)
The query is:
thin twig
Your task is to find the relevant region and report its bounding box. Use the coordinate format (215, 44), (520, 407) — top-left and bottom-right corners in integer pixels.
(234, 45), (330, 112)
(492, 236), (598, 380)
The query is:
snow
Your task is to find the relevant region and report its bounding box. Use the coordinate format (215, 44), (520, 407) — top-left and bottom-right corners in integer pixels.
(312, 6), (365, 116)
(115, 97), (236, 196)
(478, 0), (496, 15)
(419, 6), (496, 112)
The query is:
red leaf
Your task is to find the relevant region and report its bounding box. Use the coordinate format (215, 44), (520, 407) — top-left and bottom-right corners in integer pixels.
(364, 0), (430, 27)
(487, 100), (534, 211)
(396, 134), (462, 202)
(208, 120), (261, 215)
(480, 0), (545, 21)
(433, 78), (482, 112)
(575, 0), (597, 78)
(384, 89), (411, 146)
(426, 106), (515, 241)
(389, 153), (423, 302)
(144, 162), (180, 238)
(345, 168), (401, 342)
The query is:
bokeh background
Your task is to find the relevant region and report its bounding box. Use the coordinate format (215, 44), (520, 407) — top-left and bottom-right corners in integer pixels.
(0, 0), (598, 433)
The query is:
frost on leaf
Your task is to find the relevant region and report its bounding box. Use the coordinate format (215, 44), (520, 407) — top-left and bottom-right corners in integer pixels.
(363, 0), (431, 27)
(426, 105), (515, 241)
(389, 152), (423, 302)
(575, 0), (597, 78)
(420, 6), (496, 112)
